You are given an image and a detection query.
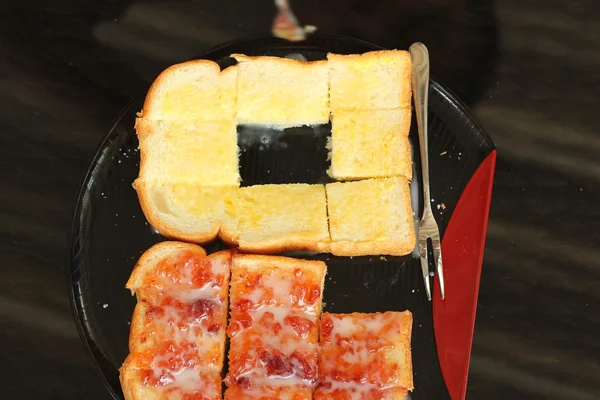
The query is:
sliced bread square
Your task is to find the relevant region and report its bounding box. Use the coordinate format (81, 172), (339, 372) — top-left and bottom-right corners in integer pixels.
(328, 50), (412, 111)
(222, 183), (330, 253)
(326, 177), (415, 256)
(329, 108), (413, 181)
(136, 118), (240, 186)
(233, 54), (329, 127)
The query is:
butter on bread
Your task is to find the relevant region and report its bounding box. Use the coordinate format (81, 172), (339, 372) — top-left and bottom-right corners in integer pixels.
(139, 60), (237, 121)
(133, 51), (417, 256)
(134, 181), (236, 243)
(329, 108), (412, 181)
(326, 177), (415, 256)
(328, 50), (412, 111)
(136, 118), (240, 186)
(232, 54), (329, 127)
(221, 184), (330, 253)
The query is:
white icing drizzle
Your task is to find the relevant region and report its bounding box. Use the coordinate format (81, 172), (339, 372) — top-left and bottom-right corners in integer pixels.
(209, 255), (228, 275)
(245, 287), (265, 306)
(150, 365), (218, 399)
(330, 314), (362, 337)
(161, 253), (225, 303)
(262, 274), (293, 304)
(171, 281), (220, 303)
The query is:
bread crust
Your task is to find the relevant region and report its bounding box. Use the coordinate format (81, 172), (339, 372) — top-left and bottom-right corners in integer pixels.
(126, 241), (207, 292)
(330, 238), (415, 257)
(232, 253), (327, 275)
(220, 232), (331, 255)
(231, 53), (327, 67)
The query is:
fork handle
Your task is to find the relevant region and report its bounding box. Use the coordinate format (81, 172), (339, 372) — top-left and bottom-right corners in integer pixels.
(409, 43), (432, 211)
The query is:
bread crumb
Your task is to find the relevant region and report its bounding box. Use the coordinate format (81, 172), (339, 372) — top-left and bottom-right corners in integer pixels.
(440, 151), (447, 156)
(102, 304), (109, 309)
(441, 203), (446, 210)
(379, 256), (387, 261)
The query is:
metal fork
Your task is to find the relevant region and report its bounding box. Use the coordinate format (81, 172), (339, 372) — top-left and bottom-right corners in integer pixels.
(409, 42), (446, 301)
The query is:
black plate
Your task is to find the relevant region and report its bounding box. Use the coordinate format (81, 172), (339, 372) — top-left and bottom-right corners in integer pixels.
(69, 34), (495, 400)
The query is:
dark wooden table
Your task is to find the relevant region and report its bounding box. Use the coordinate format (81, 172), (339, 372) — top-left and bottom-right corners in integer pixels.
(2, 0), (599, 398)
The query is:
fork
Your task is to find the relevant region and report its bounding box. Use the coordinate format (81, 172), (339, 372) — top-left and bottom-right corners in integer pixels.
(409, 42), (446, 301)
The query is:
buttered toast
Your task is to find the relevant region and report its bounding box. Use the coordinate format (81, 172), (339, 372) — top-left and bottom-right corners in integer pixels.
(221, 183), (330, 253)
(327, 50), (412, 111)
(134, 50), (416, 256)
(326, 177), (416, 256)
(232, 54), (329, 127)
(135, 118), (240, 186)
(329, 108), (413, 181)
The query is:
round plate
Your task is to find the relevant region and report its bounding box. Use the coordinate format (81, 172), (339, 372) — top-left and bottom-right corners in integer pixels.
(69, 34), (495, 400)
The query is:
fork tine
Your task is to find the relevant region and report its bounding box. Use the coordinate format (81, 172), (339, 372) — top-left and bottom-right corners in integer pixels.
(420, 253), (432, 301)
(432, 239), (445, 300)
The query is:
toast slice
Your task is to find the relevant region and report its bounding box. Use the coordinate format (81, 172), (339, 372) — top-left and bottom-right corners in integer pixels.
(329, 108), (413, 181)
(134, 181), (237, 243)
(139, 60), (237, 121)
(136, 118), (240, 186)
(225, 254), (326, 398)
(315, 311), (413, 398)
(328, 50), (412, 111)
(121, 243), (232, 400)
(325, 177), (416, 256)
(233, 54), (329, 127)
(221, 184), (330, 253)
